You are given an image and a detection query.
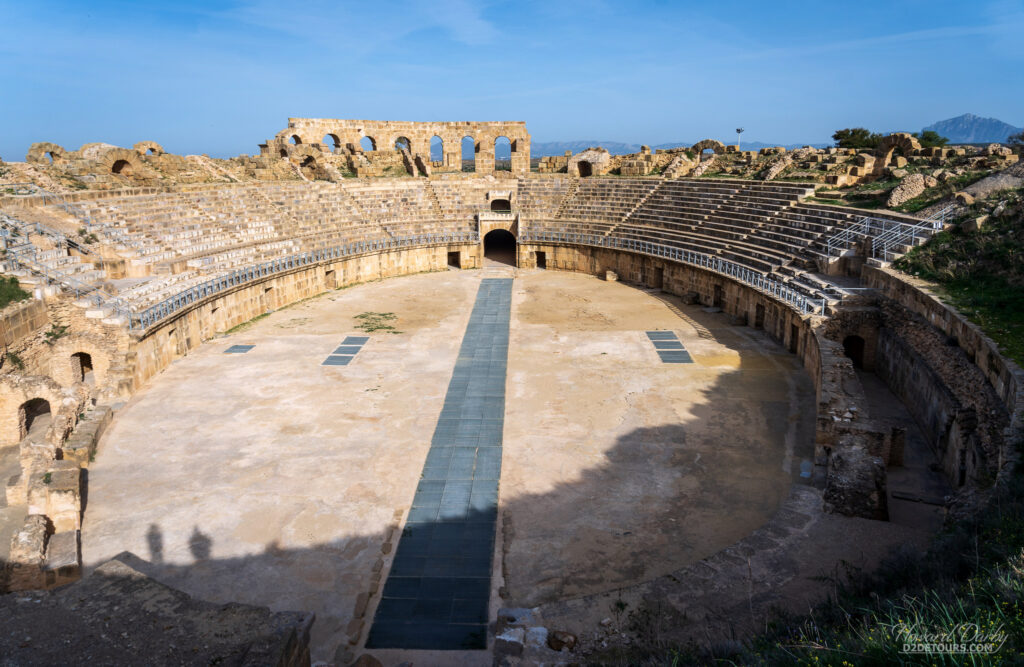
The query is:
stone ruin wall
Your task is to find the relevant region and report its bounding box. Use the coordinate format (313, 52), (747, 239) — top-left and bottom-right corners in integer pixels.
(515, 240), (1021, 517)
(263, 118), (532, 177)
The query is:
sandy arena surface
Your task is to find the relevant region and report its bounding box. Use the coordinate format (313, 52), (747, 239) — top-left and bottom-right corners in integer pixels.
(82, 269), (815, 662)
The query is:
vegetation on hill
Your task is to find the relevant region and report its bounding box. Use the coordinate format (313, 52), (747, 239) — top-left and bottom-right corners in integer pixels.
(833, 128), (949, 150)
(894, 192), (1024, 366)
(0, 275), (31, 309)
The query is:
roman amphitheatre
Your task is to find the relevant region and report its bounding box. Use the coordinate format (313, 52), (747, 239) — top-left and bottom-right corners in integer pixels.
(0, 118), (1020, 666)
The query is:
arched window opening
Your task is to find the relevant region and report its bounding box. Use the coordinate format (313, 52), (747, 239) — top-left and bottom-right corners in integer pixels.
(289, 135), (302, 145)
(46, 152), (55, 164)
(461, 136), (476, 173)
(111, 159), (132, 175)
(843, 335), (866, 369)
(72, 352), (95, 385)
(279, 148), (289, 158)
(483, 228), (516, 267)
(577, 160), (593, 177)
(394, 136), (411, 152)
(322, 134), (341, 152)
(430, 135), (444, 163)
(490, 198), (511, 212)
(494, 136), (512, 172)
(360, 136), (376, 152)
(20, 398), (51, 441)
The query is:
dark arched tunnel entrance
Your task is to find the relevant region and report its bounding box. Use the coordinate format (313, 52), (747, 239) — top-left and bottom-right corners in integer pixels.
(483, 229), (516, 267)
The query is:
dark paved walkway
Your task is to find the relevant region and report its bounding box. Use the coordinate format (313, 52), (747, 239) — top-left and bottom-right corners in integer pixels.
(366, 278), (513, 650)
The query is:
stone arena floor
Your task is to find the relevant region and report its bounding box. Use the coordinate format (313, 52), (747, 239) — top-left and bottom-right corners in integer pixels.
(81, 268), (816, 662)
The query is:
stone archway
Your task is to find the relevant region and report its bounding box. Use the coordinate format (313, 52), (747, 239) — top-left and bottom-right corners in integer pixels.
(874, 133), (922, 175)
(843, 335), (866, 369)
(26, 142), (67, 165)
(134, 141), (165, 157)
(690, 139), (726, 156)
(483, 228), (516, 267)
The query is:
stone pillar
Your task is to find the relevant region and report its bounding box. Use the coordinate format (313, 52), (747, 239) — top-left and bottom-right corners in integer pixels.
(511, 137), (531, 174)
(476, 138), (494, 174)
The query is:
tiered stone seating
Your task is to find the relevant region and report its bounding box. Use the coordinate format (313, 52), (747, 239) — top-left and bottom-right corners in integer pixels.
(555, 178), (661, 224)
(516, 177), (572, 220)
(25, 176), (928, 321)
(429, 181), (492, 234)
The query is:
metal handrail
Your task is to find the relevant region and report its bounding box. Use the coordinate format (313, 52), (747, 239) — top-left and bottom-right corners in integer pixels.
(872, 204), (955, 261)
(825, 205), (955, 261)
(6, 246), (132, 316)
(130, 231), (478, 330)
(520, 229), (824, 315)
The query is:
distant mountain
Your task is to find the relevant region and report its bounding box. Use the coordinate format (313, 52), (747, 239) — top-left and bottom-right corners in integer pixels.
(923, 113), (1022, 144)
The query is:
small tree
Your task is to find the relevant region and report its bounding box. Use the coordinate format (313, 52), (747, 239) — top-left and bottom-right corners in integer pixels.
(1008, 131), (1024, 150)
(832, 128), (881, 149)
(913, 130), (949, 148)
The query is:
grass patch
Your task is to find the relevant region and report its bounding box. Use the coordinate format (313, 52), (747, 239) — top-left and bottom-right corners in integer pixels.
(0, 276), (31, 309)
(4, 351), (24, 370)
(353, 311), (402, 334)
(43, 324), (69, 345)
(894, 205), (1024, 366)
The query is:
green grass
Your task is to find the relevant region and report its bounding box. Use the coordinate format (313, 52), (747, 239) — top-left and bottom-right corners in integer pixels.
(0, 276), (31, 309)
(894, 209), (1024, 367)
(353, 311), (402, 334)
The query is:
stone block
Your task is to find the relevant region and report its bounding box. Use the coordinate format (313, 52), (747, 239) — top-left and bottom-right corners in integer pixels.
(605, 270), (618, 282)
(822, 441), (888, 520)
(45, 463), (82, 532)
(494, 627), (525, 658)
(43, 530), (80, 588)
(6, 514), (48, 591)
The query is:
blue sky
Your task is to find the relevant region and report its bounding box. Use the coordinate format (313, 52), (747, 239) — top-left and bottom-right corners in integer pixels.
(1, 0), (1022, 159)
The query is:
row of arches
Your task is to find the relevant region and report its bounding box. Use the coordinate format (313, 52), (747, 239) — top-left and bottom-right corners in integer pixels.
(2, 350), (99, 448)
(284, 133), (517, 173)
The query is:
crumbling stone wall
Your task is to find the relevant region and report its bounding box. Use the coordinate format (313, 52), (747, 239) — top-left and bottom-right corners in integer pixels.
(263, 118), (532, 175)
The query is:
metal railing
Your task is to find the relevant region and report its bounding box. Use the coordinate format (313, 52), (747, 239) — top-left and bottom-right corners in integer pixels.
(131, 231), (477, 330)
(825, 205), (955, 260)
(520, 229), (824, 314)
(6, 245), (132, 317)
(871, 205), (954, 261)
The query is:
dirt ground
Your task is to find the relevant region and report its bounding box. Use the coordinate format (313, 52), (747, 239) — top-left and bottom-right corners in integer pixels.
(81, 268), (816, 662)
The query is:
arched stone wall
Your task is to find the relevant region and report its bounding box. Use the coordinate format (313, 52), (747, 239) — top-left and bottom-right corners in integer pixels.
(568, 148), (611, 177)
(47, 335), (112, 389)
(100, 149), (144, 177)
(874, 133), (922, 174)
(691, 139), (726, 155)
(26, 142), (67, 164)
(263, 119), (531, 174)
(0, 375), (73, 448)
(133, 141), (165, 157)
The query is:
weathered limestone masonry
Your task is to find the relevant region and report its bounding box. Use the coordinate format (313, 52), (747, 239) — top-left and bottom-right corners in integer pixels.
(862, 265), (1023, 488)
(0, 293), (135, 594)
(130, 243), (478, 387)
(510, 241), (971, 520)
(263, 118), (531, 176)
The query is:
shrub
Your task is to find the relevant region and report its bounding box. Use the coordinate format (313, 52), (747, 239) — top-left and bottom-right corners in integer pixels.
(0, 276), (31, 308)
